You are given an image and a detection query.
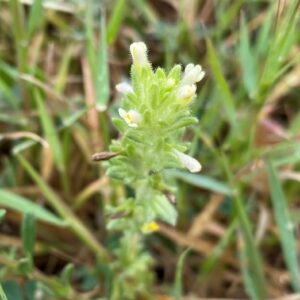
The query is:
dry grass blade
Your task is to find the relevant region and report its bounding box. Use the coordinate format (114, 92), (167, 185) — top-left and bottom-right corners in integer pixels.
(188, 194), (223, 238)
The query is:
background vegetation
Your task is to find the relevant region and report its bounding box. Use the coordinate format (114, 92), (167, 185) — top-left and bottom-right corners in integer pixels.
(1, 0), (300, 299)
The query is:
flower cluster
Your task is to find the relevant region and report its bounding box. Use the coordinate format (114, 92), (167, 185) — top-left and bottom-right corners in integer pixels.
(106, 41), (205, 230)
(103, 42), (205, 299)
(111, 42), (204, 178)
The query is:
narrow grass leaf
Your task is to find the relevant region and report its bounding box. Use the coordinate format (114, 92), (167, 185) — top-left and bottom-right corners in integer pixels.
(107, 0), (126, 45)
(0, 209), (6, 222)
(239, 231), (260, 300)
(266, 159), (300, 292)
(174, 248), (191, 300)
(169, 170), (232, 195)
(26, 0), (43, 39)
(234, 194), (267, 299)
(0, 284), (8, 300)
(238, 14), (257, 97)
(21, 213), (36, 256)
(34, 90), (65, 172)
(85, 2), (96, 79)
(16, 154), (109, 260)
(0, 189), (66, 227)
(255, 8), (273, 56)
(95, 11), (109, 111)
(201, 219), (237, 274)
(219, 152), (267, 299)
(54, 46), (73, 93)
(206, 38), (236, 127)
(261, 1), (300, 89)
(129, 0), (157, 24)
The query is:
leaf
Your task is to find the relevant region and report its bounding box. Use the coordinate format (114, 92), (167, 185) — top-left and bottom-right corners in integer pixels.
(61, 263), (75, 285)
(107, 0), (126, 45)
(0, 284), (8, 300)
(151, 195), (177, 226)
(239, 231), (261, 300)
(238, 14), (257, 98)
(169, 170), (232, 195)
(26, 0), (43, 39)
(266, 159), (300, 292)
(34, 90), (65, 172)
(202, 219), (237, 274)
(21, 213), (37, 257)
(206, 37), (236, 127)
(95, 11), (109, 111)
(2, 281), (22, 300)
(0, 209), (6, 222)
(174, 248), (191, 300)
(0, 189), (67, 227)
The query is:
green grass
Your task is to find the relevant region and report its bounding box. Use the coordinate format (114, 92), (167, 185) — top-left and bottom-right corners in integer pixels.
(1, 0), (300, 299)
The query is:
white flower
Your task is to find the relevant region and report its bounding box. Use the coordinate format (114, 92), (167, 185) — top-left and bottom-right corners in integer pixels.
(118, 108), (142, 128)
(130, 42), (148, 67)
(173, 149), (201, 173)
(176, 84), (196, 105)
(116, 82), (133, 95)
(182, 64), (205, 85)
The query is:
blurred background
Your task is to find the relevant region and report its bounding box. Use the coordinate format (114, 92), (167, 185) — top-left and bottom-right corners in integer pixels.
(1, 0), (300, 299)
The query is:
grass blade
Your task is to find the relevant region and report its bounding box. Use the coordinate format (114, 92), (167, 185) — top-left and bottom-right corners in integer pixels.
(85, 1), (96, 79)
(95, 11), (109, 111)
(238, 231), (260, 300)
(220, 152), (267, 298)
(0, 189), (66, 227)
(21, 213), (37, 257)
(201, 219), (237, 275)
(107, 0), (126, 45)
(266, 159), (300, 292)
(26, 0), (43, 39)
(34, 90), (65, 172)
(169, 170), (233, 195)
(15, 154), (109, 261)
(0, 284), (8, 300)
(238, 14), (257, 98)
(0, 209), (6, 222)
(174, 248), (191, 300)
(206, 37), (236, 127)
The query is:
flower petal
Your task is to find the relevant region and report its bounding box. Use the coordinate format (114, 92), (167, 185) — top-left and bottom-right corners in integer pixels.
(128, 109), (142, 123)
(182, 64), (205, 85)
(177, 84), (196, 105)
(174, 149), (201, 173)
(118, 108), (127, 119)
(116, 82), (134, 95)
(130, 42), (148, 67)
(142, 221), (159, 234)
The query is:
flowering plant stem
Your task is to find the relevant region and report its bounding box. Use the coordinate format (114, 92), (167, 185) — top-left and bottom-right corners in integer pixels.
(102, 42), (204, 299)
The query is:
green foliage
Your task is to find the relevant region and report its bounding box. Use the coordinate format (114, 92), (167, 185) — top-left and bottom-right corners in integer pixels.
(174, 248), (191, 300)
(1, 0), (300, 299)
(0, 189), (66, 226)
(267, 160), (300, 292)
(21, 213), (37, 259)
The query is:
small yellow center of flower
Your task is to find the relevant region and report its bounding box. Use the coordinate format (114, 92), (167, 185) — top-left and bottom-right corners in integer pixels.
(141, 221), (159, 234)
(124, 113), (133, 124)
